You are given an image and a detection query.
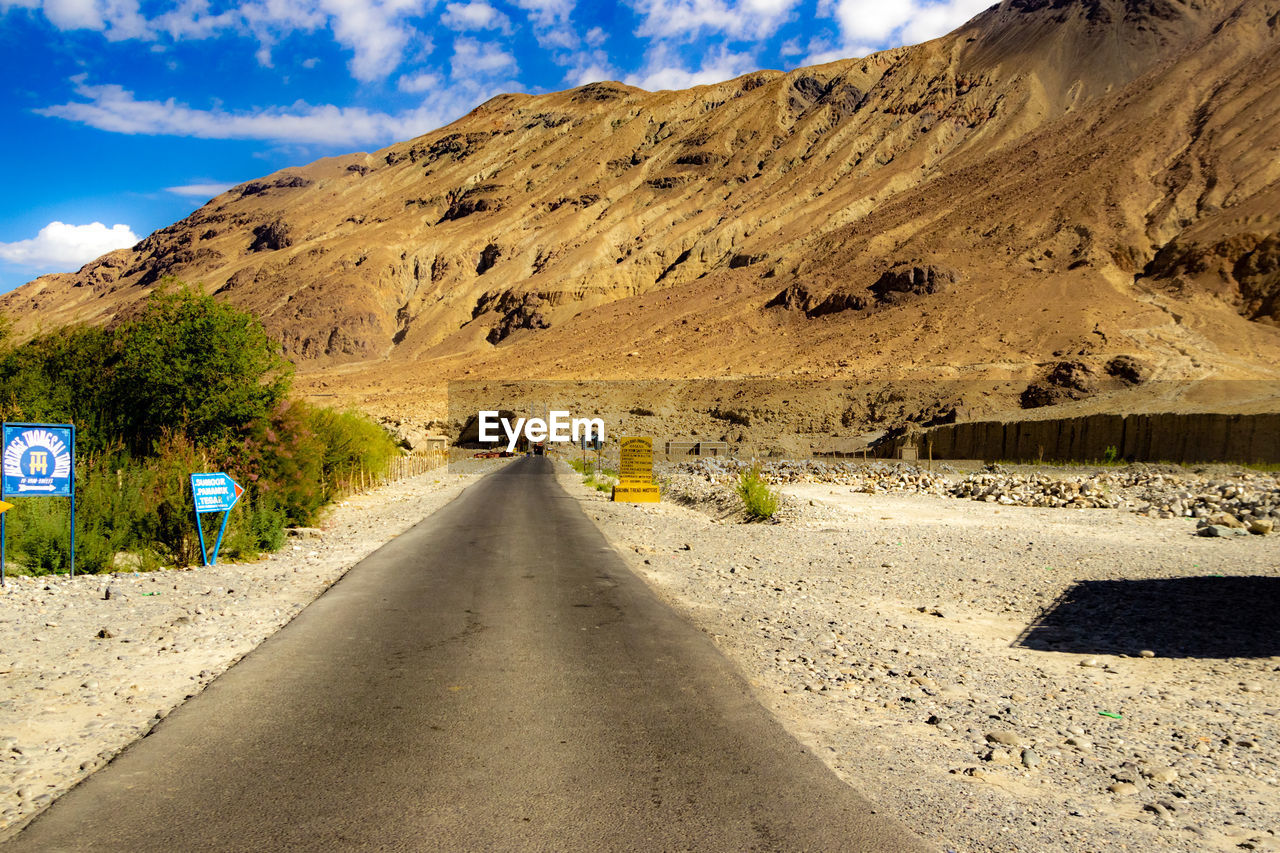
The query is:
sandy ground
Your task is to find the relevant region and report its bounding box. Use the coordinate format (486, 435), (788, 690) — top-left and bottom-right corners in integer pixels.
(555, 459), (1280, 853)
(2, 454), (1275, 851)
(0, 460), (503, 837)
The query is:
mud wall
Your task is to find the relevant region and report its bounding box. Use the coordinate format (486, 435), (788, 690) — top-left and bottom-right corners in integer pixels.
(917, 413), (1280, 464)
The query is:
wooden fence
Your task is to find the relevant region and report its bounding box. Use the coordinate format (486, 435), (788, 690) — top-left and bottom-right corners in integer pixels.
(335, 449), (449, 496)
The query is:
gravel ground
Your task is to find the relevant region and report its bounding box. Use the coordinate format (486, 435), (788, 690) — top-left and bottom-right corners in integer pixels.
(556, 457), (1280, 853)
(0, 459), (502, 837)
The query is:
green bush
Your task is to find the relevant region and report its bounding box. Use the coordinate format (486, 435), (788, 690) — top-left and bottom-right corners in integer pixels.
(72, 449), (155, 572)
(0, 326), (119, 446)
(306, 406), (399, 499)
(5, 500), (71, 574)
(583, 472), (614, 492)
(113, 282), (292, 452)
(736, 465), (780, 520)
(220, 491), (288, 560)
(711, 407), (751, 427)
(133, 431), (207, 567)
(0, 287), (405, 573)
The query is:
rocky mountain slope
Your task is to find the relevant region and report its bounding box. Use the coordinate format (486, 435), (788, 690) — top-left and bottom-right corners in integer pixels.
(5, 0), (1279, 428)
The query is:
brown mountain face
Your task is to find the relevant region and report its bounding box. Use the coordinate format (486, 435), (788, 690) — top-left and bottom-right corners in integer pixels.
(5, 0), (1280, 428)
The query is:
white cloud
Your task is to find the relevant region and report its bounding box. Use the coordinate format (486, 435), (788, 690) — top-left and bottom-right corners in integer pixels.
(898, 0), (993, 43)
(822, 0), (913, 44)
(441, 0), (509, 31)
(37, 79), (469, 146)
(4, 0), (151, 38)
(151, 0), (240, 39)
(802, 41), (874, 65)
(397, 70), (441, 92)
(624, 44), (755, 91)
(629, 0), (801, 41)
(817, 0), (993, 56)
(0, 221), (139, 269)
(508, 0), (577, 49)
(566, 59), (614, 87)
(165, 182), (235, 198)
(558, 38), (615, 87)
(8, 0), (435, 81)
(316, 0), (431, 81)
(41, 0), (103, 31)
(451, 36), (516, 78)
(509, 0), (572, 28)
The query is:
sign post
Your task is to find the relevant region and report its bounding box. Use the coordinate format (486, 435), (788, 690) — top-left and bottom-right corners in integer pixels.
(612, 436), (660, 503)
(190, 473), (244, 567)
(2, 423), (76, 586)
(580, 434), (603, 474)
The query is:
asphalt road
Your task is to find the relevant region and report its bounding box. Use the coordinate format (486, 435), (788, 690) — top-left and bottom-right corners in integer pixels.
(4, 456), (931, 852)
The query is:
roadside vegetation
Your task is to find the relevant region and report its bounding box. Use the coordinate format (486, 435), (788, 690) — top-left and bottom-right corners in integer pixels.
(568, 457), (616, 492)
(735, 465), (780, 520)
(0, 282), (399, 574)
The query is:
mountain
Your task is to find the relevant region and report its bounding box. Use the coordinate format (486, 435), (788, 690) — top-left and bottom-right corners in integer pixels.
(5, 0), (1280, 430)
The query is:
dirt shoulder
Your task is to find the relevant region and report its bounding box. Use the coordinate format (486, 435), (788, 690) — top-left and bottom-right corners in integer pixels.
(557, 459), (1280, 853)
(0, 461), (501, 837)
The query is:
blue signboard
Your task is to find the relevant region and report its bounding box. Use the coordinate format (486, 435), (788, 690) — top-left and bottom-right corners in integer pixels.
(1, 422), (77, 584)
(3, 425), (74, 497)
(191, 473), (244, 514)
(190, 472), (243, 567)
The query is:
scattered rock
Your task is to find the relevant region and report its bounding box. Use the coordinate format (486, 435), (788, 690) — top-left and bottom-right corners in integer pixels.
(869, 263), (958, 305)
(248, 219), (292, 252)
(1021, 361), (1097, 409)
(483, 292), (550, 344)
(1105, 355), (1149, 385)
(475, 242), (502, 275)
(1142, 766), (1179, 783)
(984, 748), (1014, 765)
(985, 730), (1025, 747)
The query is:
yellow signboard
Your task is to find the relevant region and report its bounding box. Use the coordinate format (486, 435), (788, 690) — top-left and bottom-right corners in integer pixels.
(614, 436), (659, 503)
(618, 436), (653, 483)
(0, 501), (12, 515)
(612, 483), (660, 503)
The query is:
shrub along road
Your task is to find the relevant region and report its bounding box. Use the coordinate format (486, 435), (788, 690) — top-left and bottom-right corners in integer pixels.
(2, 456), (929, 852)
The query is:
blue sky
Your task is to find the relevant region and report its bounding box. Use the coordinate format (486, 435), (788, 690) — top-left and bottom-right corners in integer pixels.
(0, 0), (994, 295)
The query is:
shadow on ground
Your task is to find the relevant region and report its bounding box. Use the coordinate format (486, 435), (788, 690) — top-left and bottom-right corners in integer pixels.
(1015, 576), (1280, 658)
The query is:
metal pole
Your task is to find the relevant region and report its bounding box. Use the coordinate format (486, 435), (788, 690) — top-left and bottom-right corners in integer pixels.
(209, 509), (232, 567)
(2, 422), (6, 587)
(69, 424), (76, 578)
(194, 507), (209, 567)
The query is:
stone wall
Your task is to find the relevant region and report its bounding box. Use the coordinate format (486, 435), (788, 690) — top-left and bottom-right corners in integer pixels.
(915, 413), (1280, 464)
